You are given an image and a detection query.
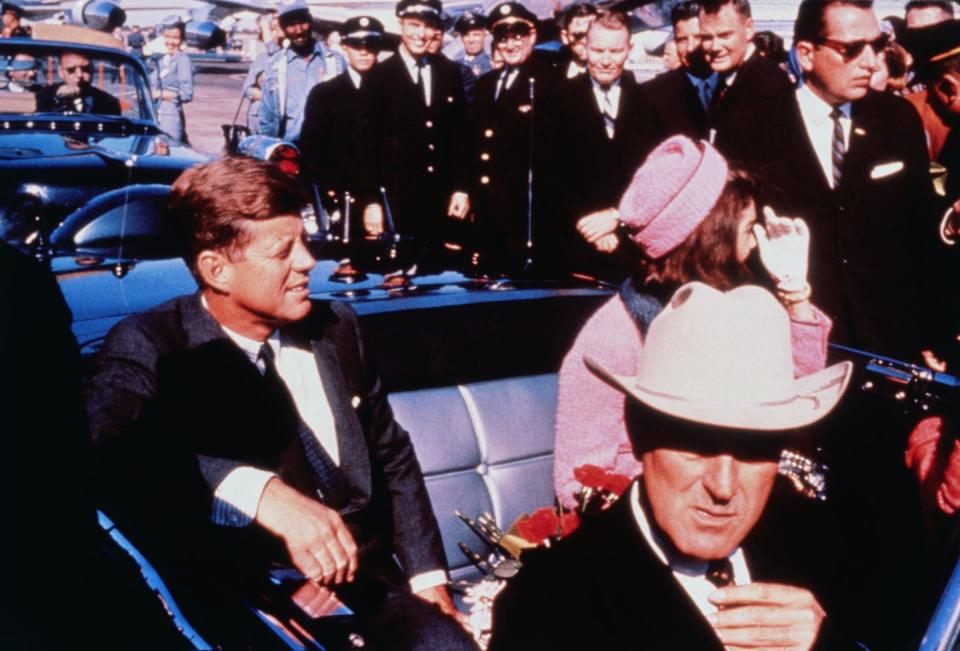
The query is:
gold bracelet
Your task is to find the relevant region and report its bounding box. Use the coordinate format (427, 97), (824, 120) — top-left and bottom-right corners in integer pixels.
(776, 282), (812, 306)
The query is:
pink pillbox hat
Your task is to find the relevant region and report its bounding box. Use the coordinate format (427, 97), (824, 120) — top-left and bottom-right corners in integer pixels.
(618, 135), (729, 260)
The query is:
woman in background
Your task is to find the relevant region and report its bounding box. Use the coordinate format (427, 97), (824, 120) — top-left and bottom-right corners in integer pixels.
(151, 21), (194, 143)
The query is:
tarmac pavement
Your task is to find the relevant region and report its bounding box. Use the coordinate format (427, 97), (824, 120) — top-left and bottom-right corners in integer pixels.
(182, 61), (250, 156)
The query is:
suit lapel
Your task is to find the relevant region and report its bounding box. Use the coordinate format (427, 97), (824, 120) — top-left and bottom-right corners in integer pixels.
(787, 93), (833, 196)
(309, 337), (372, 508)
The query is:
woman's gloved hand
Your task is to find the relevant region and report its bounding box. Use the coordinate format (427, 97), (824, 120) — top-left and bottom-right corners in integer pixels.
(753, 206), (810, 293)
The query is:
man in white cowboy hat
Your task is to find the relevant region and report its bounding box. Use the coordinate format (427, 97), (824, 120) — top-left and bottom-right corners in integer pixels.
(489, 282), (861, 650)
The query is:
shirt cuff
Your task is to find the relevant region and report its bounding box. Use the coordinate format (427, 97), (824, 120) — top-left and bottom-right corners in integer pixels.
(211, 467), (277, 527)
(409, 569), (448, 594)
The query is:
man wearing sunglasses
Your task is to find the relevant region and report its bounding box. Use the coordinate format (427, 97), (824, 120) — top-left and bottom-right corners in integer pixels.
(557, 3), (598, 81)
(36, 51), (121, 115)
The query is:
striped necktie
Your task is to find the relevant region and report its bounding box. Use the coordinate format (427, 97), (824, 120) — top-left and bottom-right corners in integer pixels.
(830, 107), (845, 189)
(259, 343), (348, 508)
(600, 86), (615, 139)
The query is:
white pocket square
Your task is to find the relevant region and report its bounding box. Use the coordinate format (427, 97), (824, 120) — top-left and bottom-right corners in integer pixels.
(870, 161), (904, 179)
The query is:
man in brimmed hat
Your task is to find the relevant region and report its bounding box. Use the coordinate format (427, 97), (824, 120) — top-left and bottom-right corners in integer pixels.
(259, 0), (346, 141)
(454, 11), (491, 78)
(362, 0), (471, 266)
(490, 282), (856, 650)
(470, 1), (556, 273)
(302, 15), (386, 235)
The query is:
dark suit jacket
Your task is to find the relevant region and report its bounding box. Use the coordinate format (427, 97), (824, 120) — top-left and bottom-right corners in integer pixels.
(710, 52), (793, 137)
(300, 71), (374, 203)
(718, 89), (936, 356)
(489, 481), (862, 651)
(635, 67), (711, 155)
(471, 54), (556, 270)
(538, 73), (647, 279)
(364, 52), (470, 245)
(87, 294), (446, 587)
(36, 82), (122, 115)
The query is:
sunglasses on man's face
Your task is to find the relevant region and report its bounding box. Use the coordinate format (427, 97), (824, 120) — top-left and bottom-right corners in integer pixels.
(64, 64), (92, 74)
(814, 33), (889, 62)
(568, 31), (588, 42)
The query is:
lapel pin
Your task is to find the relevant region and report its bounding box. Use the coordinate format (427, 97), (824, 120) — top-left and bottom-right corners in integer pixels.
(854, 127), (866, 136)
(351, 396), (362, 408)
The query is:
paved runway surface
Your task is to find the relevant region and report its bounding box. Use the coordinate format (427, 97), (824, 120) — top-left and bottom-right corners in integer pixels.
(182, 61), (250, 156)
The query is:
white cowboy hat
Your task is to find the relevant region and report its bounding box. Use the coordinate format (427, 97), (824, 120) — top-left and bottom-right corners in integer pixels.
(585, 282), (852, 431)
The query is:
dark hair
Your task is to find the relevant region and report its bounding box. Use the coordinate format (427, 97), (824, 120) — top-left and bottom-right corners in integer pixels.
(905, 0), (954, 17)
(794, 0), (873, 43)
(168, 157), (309, 280)
(162, 21), (186, 39)
(883, 41), (909, 79)
(753, 30), (787, 62)
(700, 0), (752, 19)
(671, 1), (701, 27)
(562, 2), (599, 30)
(634, 167), (757, 293)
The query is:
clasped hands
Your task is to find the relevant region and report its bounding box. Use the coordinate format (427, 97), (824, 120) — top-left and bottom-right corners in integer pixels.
(708, 582), (825, 651)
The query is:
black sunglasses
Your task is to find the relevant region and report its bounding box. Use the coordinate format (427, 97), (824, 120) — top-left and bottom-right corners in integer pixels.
(814, 33), (889, 62)
(568, 31), (588, 42)
(64, 64), (93, 74)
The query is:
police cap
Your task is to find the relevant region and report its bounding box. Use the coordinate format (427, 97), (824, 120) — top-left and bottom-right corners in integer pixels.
(454, 11), (485, 34)
(342, 15), (385, 47)
(488, 2), (537, 31)
(396, 0), (443, 23)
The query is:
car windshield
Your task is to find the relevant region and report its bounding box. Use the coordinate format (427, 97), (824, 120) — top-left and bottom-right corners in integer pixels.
(0, 43), (151, 121)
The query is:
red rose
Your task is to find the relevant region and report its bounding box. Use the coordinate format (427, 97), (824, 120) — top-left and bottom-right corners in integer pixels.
(516, 507), (580, 543)
(573, 464), (609, 490)
(600, 473), (631, 496)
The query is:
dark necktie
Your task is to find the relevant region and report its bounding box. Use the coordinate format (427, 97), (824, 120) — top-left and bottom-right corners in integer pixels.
(830, 106), (845, 189)
(258, 343), (348, 508)
(705, 557), (735, 588)
(415, 56), (428, 105)
(697, 78), (712, 111)
(495, 66), (514, 101)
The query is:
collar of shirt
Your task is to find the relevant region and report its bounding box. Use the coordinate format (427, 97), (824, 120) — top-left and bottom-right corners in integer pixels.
(686, 70), (718, 94)
(348, 66), (362, 89)
(567, 60), (586, 79)
(398, 46), (432, 105)
(629, 481), (751, 619)
(796, 83), (851, 188)
(722, 43), (756, 87)
(285, 40), (329, 63)
(591, 77), (622, 118)
(202, 296), (280, 368)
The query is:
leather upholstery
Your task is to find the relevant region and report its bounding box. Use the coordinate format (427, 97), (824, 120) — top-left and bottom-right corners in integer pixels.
(390, 373), (557, 580)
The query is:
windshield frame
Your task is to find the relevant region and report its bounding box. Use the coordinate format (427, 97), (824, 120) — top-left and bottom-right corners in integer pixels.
(0, 38), (157, 125)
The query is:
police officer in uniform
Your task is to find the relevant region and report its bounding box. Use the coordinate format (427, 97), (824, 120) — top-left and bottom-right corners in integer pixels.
(455, 12), (491, 78)
(301, 16), (385, 236)
(363, 0), (471, 268)
(259, 0), (346, 141)
(472, 2), (556, 274)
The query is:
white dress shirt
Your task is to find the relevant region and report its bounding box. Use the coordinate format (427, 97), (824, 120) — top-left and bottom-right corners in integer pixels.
(566, 60), (586, 79)
(398, 46), (431, 106)
(591, 78), (621, 139)
(348, 66), (362, 89)
(629, 482), (752, 620)
(206, 305), (445, 592)
(795, 83), (852, 189)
